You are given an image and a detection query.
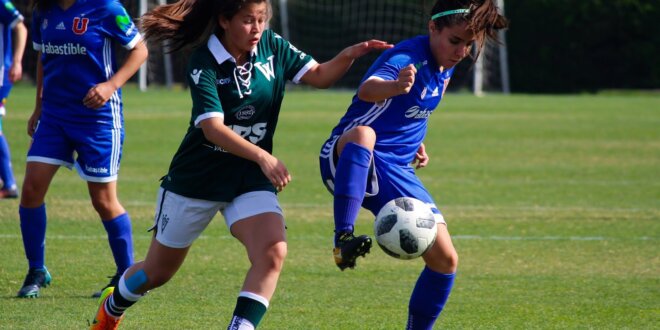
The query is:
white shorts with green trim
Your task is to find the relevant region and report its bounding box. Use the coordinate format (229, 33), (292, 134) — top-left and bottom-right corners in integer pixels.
(150, 187), (283, 248)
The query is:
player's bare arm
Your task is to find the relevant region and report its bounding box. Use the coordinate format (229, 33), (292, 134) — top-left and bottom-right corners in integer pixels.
(301, 40), (392, 89)
(9, 21), (26, 83)
(357, 64), (417, 103)
(199, 117), (291, 191)
(83, 41), (148, 109)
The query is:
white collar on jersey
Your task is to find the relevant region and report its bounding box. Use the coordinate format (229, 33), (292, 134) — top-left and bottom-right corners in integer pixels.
(207, 34), (258, 65)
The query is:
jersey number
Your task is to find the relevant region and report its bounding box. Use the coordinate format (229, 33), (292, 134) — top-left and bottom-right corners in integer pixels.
(231, 123), (267, 144)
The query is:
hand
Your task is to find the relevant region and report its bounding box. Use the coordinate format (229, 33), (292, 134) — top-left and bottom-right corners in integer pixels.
(397, 64), (416, 95)
(83, 81), (117, 109)
(412, 143), (429, 169)
(8, 63), (22, 83)
(258, 153), (292, 192)
(27, 108), (41, 137)
(342, 40), (393, 60)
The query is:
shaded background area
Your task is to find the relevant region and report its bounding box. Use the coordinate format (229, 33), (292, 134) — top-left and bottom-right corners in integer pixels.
(15, 0), (660, 93)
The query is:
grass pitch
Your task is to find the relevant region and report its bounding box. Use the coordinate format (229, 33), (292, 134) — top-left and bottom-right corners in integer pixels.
(0, 85), (658, 329)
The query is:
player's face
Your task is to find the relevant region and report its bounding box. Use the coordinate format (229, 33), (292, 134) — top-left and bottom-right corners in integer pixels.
(428, 21), (475, 69)
(219, 2), (269, 58)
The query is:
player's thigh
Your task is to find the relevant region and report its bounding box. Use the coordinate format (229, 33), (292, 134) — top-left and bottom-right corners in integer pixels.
(224, 191), (286, 259)
(150, 188), (223, 249)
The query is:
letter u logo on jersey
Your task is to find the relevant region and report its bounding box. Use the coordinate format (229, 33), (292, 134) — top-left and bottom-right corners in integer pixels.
(72, 17), (89, 35)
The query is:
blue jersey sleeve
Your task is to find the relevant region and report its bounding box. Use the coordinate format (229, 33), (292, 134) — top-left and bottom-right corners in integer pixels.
(31, 9), (43, 52)
(100, 0), (142, 49)
(370, 52), (414, 82)
(0, 0), (22, 28)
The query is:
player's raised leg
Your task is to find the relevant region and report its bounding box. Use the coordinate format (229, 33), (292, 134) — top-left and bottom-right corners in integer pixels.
(331, 126), (375, 270)
(227, 212), (287, 330)
(407, 223), (458, 330)
(91, 239), (191, 329)
(17, 162), (59, 298)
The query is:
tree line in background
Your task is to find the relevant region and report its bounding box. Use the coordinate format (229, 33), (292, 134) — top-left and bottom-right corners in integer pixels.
(14, 0), (659, 93)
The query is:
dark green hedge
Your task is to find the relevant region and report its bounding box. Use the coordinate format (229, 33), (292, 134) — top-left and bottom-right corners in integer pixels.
(506, 0), (660, 93)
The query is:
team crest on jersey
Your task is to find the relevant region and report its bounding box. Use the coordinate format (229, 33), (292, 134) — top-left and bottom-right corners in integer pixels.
(42, 19), (48, 30)
(255, 55), (276, 81)
(72, 17), (89, 35)
(421, 87), (427, 100)
(235, 105), (256, 120)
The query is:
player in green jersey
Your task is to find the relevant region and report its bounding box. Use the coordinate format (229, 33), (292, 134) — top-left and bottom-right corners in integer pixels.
(89, 0), (392, 329)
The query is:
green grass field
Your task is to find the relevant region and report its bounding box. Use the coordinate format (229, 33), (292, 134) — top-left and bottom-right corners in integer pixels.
(0, 85), (658, 329)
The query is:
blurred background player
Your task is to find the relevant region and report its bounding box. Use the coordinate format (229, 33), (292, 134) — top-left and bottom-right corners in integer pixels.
(89, 0), (391, 329)
(319, 0), (507, 328)
(0, 0), (26, 199)
(16, 0), (147, 298)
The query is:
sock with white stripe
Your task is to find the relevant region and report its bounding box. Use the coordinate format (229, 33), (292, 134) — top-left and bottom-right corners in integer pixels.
(227, 292), (269, 330)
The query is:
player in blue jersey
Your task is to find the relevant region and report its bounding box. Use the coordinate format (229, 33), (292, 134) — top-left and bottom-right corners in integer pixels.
(89, 0), (391, 329)
(16, 0), (148, 299)
(319, 0), (507, 328)
(0, 0), (26, 199)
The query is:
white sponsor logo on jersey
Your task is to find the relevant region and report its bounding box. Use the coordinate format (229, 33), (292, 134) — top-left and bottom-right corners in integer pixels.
(431, 87), (439, 97)
(85, 165), (109, 174)
(254, 55), (276, 81)
(405, 106), (432, 119)
(42, 42), (87, 55)
(235, 105), (256, 120)
(190, 69), (202, 85)
(56, 22), (65, 30)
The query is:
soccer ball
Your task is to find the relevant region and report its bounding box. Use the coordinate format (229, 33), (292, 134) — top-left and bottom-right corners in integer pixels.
(374, 197), (437, 260)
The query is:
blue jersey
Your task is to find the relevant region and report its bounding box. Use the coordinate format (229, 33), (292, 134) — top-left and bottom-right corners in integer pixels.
(0, 0), (23, 84)
(329, 35), (454, 165)
(31, 0), (141, 126)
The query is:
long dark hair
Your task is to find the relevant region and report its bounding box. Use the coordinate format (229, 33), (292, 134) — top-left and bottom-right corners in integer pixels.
(31, 0), (57, 12)
(430, 0), (508, 51)
(141, 0), (271, 52)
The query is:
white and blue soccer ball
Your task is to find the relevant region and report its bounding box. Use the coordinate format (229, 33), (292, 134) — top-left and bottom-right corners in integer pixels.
(374, 197), (437, 260)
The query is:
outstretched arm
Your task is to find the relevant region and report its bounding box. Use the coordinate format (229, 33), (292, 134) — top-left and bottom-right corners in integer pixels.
(9, 21), (27, 83)
(301, 40), (392, 89)
(83, 41), (148, 109)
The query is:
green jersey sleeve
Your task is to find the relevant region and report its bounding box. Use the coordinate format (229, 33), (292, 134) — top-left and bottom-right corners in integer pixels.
(188, 50), (224, 127)
(268, 30), (317, 84)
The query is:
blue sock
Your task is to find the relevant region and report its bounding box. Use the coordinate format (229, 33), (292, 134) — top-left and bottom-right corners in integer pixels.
(19, 204), (47, 270)
(333, 142), (372, 244)
(102, 213), (134, 274)
(0, 134), (16, 190)
(407, 267), (456, 330)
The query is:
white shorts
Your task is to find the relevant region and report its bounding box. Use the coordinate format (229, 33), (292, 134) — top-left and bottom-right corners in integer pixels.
(151, 188), (284, 248)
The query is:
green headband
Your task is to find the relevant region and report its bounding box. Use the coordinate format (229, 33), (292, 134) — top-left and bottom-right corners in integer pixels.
(431, 8), (470, 20)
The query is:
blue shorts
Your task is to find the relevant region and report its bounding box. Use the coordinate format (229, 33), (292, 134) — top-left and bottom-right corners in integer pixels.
(27, 116), (125, 182)
(319, 136), (445, 223)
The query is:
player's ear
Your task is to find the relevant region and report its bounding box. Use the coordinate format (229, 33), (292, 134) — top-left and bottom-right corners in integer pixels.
(428, 20), (436, 34)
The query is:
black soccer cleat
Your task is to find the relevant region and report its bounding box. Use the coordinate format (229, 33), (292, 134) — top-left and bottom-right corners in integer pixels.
(91, 272), (121, 298)
(17, 267), (52, 298)
(333, 232), (372, 271)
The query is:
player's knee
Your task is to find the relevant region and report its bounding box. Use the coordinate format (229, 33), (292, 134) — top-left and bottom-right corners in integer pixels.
(259, 241), (287, 273)
(20, 181), (46, 207)
(351, 126), (377, 147)
(426, 248), (458, 274)
(91, 197), (123, 218)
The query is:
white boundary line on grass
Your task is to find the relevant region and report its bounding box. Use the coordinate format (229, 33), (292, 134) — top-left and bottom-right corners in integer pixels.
(0, 234), (654, 241)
